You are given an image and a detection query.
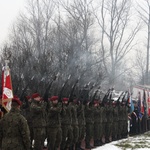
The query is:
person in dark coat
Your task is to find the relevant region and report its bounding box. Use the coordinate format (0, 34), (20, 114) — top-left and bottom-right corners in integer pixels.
(0, 97), (30, 150)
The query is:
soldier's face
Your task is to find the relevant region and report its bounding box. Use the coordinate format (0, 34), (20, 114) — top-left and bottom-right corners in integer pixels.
(35, 96), (41, 101)
(63, 101), (68, 104)
(53, 99), (58, 104)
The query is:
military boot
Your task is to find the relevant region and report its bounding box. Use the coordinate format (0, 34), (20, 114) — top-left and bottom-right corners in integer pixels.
(85, 141), (94, 149)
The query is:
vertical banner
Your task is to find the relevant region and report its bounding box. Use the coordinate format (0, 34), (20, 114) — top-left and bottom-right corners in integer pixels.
(148, 90), (150, 117)
(2, 60), (13, 111)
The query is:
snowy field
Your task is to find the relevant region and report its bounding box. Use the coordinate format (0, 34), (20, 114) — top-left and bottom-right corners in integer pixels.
(93, 132), (150, 150)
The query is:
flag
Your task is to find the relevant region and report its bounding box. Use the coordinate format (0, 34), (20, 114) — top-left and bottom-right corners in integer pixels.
(143, 89), (147, 117)
(128, 95), (134, 113)
(2, 63), (13, 111)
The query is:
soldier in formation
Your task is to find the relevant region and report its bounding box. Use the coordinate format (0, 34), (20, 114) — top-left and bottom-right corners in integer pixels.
(0, 90), (138, 150)
(0, 97), (30, 150)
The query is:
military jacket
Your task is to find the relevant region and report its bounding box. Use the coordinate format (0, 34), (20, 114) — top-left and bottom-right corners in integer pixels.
(61, 103), (72, 125)
(47, 103), (62, 128)
(84, 104), (94, 124)
(0, 108), (30, 150)
(70, 103), (78, 126)
(30, 100), (47, 127)
(77, 104), (85, 126)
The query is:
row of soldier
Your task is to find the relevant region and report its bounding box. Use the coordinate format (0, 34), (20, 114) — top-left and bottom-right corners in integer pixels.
(18, 92), (129, 150)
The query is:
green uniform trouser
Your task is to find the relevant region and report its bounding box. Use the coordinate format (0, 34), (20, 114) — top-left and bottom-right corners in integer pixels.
(112, 121), (118, 137)
(122, 120), (128, 135)
(61, 125), (73, 149)
(106, 122), (113, 138)
(102, 122), (107, 136)
(33, 127), (46, 150)
(47, 127), (62, 150)
(72, 125), (79, 144)
(85, 123), (94, 144)
(118, 121), (123, 137)
(78, 125), (85, 142)
(94, 122), (101, 140)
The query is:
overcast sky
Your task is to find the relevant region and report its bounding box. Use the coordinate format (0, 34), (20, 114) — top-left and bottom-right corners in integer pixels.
(0, 0), (26, 45)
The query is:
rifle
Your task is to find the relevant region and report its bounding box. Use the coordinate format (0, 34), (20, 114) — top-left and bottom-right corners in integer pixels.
(102, 88), (114, 104)
(90, 86), (101, 104)
(19, 76), (34, 101)
(117, 91), (125, 105)
(43, 74), (58, 102)
(14, 74), (24, 95)
(58, 75), (71, 102)
(68, 77), (80, 103)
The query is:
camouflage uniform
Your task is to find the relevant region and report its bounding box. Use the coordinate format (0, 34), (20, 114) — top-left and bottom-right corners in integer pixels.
(122, 104), (128, 137)
(61, 102), (73, 149)
(30, 100), (47, 150)
(101, 103), (107, 144)
(22, 100), (34, 147)
(77, 102), (85, 149)
(70, 101), (79, 149)
(93, 101), (102, 146)
(105, 103), (113, 142)
(0, 107), (30, 150)
(84, 102), (94, 149)
(47, 101), (62, 150)
(112, 103), (118, 140)
(118, 103), (123, 139)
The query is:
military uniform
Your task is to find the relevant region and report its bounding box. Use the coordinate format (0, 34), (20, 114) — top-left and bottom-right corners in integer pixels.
(93, 100), (101, 146)
(30, 93), (47, 150)
(112, 102), (118, 140)
(105, 103), (113, 142)
(47, 96), (62, 150)
(0, 98), (30, 150)
(84, 102), (94, 149)
(77, 102), (85, 149)
(60, 98), (73, 150)
(70, 100), (79, 149)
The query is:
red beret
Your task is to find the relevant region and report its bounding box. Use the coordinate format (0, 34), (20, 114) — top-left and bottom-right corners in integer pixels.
(12, 98), (22, 105)
(32, 93), (40, 99)
(14, 95), (19, 99)
(50, 96), (58, 101)
(62, 98), (69, 101)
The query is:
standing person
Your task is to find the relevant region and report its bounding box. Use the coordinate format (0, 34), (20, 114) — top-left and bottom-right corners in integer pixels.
(0, 97), (30, 150)
(60, 97), (73, 150)
(93, 99), (101, 146)
(22, 95), (34, 148)
(70, 98), (79, 150)
(84, 100), (94, 149)
(77, 100), (85, 150)
(30, 93), (47, 150)
(47, 96), (62, 150)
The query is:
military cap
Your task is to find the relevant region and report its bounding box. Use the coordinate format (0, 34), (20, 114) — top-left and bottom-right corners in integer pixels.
(12, 97), (22, 105)
(32, 93), (40, 99)
(50, 96), (58, 101)
(62, 98), (69, 101)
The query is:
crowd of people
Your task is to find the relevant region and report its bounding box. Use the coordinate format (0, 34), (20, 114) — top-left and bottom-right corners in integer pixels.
(0, 93), (148, 150)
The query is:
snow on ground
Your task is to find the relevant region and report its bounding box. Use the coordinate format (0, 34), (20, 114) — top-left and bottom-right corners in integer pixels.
(93, 132), (150, 150)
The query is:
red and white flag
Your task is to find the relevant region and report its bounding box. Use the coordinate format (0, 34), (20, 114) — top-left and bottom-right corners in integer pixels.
(2, 62), (13, 111)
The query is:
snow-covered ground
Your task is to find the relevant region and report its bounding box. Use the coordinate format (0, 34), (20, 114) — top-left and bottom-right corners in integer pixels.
(93, 132), (150, 150)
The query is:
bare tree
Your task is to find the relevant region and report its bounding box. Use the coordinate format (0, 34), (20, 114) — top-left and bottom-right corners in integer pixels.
(134, 49), (146, 85)
(136, 0), (150, 84)
(94, 0), (140, 87)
